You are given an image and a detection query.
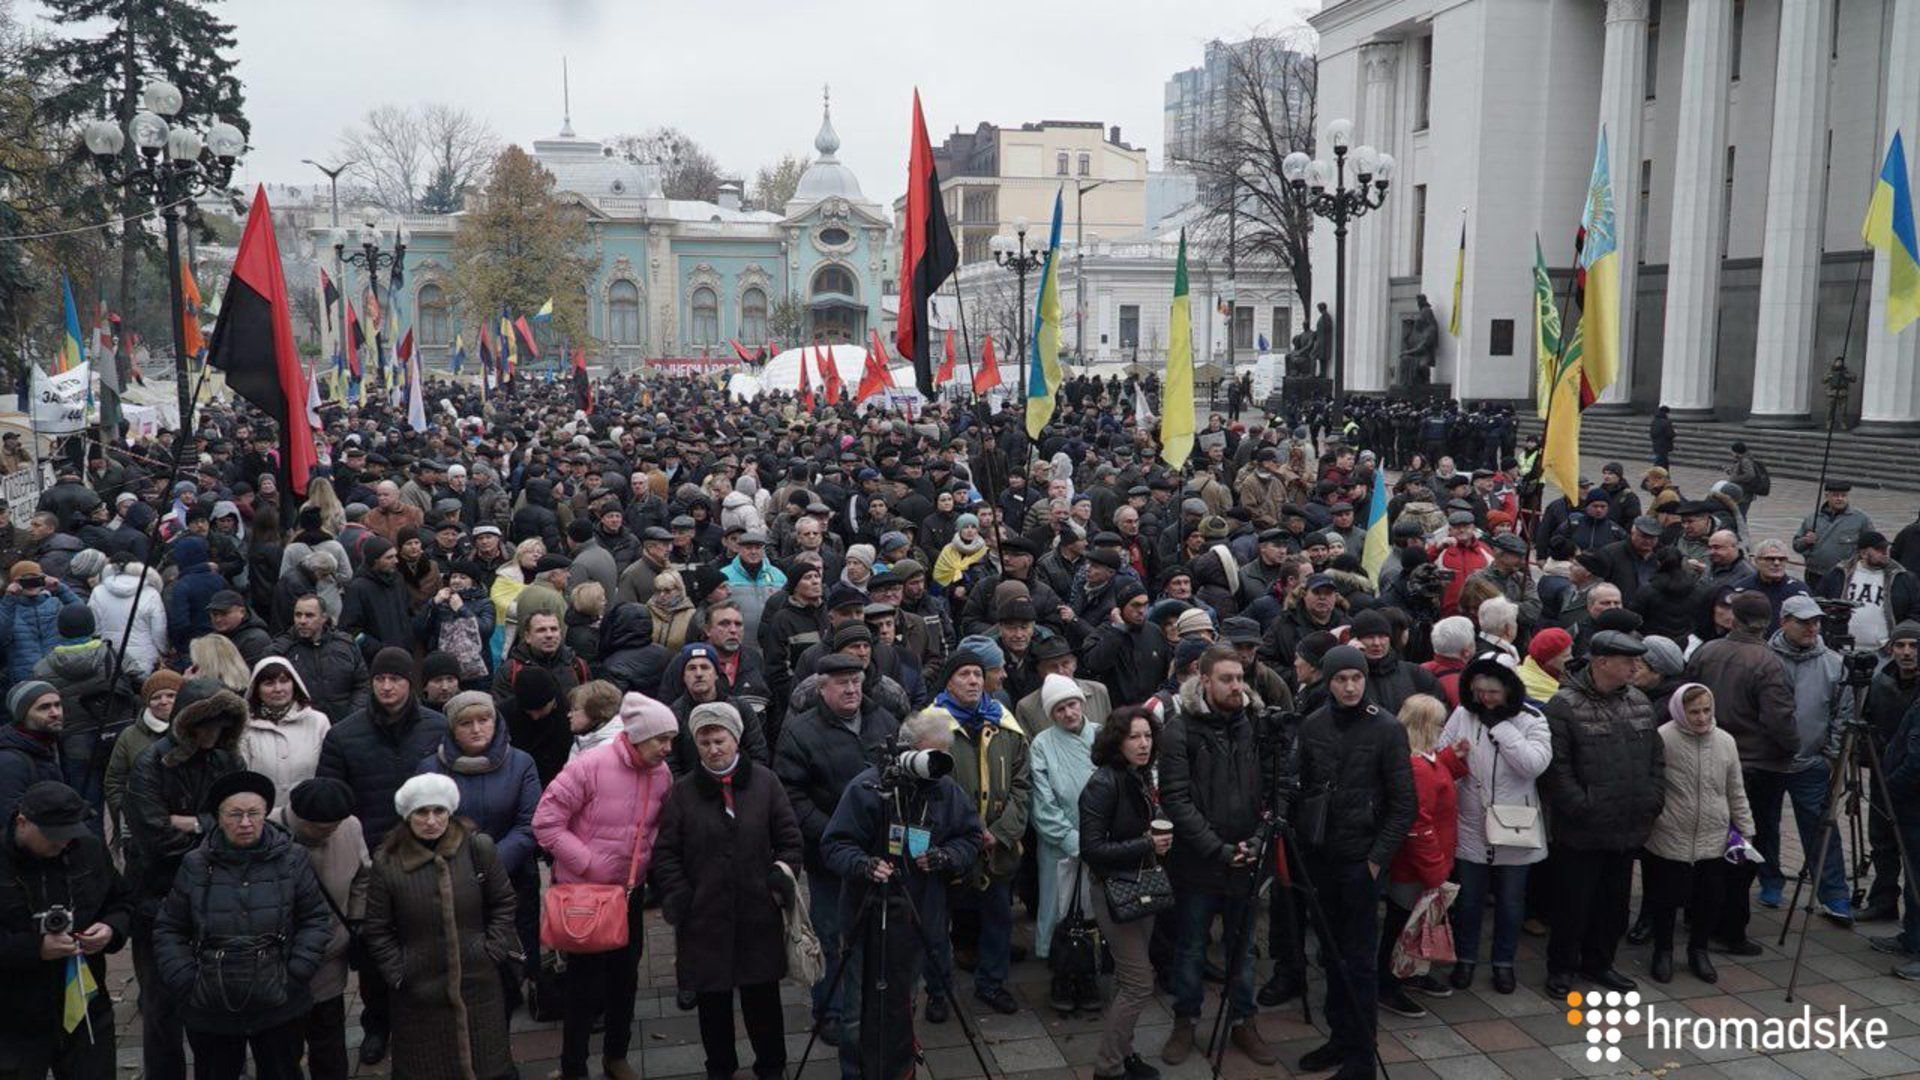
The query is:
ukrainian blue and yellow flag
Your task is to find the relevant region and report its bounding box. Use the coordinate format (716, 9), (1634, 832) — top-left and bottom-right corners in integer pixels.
(1024, 189), (1065, 440)
(57, 275), (85, 374)
(1863, 129), (1920, 334)
(63, 955), (97, 1034)
(531, 297), (554, 322)
(1362, 466), (1391, 584)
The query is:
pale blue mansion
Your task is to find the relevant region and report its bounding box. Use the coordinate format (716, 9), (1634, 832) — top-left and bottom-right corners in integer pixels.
(314, 98), (889, 367)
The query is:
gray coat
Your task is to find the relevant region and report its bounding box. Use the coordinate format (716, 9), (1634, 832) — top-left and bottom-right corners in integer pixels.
(1794, 506), (1874, 582)
(1770, 631), (1851, 773)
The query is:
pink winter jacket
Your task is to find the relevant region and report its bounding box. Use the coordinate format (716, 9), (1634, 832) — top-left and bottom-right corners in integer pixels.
(532, 736), (671, 886)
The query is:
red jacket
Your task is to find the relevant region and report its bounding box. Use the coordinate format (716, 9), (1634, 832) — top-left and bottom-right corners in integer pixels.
(1421, 656), (1466, 710)
(1426, 539), (1494, 616)
(1389, 748), (1468, 888)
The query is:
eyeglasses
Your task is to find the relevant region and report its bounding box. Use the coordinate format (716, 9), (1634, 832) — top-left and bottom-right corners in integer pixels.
(1755, 556), (1789, 563)
(220, 809), (265, 823)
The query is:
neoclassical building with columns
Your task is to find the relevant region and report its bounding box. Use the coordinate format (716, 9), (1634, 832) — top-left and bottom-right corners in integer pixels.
(311, 97), (890, 367)
(1309, 0), (1920, 431)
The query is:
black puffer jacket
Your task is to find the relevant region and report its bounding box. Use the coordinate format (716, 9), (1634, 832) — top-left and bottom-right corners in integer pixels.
(0, 725), (61, 819)
(340, 568), (414, 657)
(151, 823), (333, 1035)
(270, 629), (370, 725)
(1294, 697), (1418, 868)
(772, 697), (900, 871)
(0, 823), (133, 1041)
(509, 479), (563, 551)
(1159, 680), (1270, 892)
(1077, 762), (1156, 878)
(316, 698), (449, 848)
(1084, 623), (1168, 708)
(222, 613), (275, 668)
(597, 602), (665, 696)
(1363, 650), (1444, 715)
(124, 681), (247, 901)
(1539, 667), (1666, 850)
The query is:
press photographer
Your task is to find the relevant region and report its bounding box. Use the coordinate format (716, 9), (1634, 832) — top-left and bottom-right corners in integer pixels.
(818, 710), (982, 1080)
(0, 782), (133, 1078)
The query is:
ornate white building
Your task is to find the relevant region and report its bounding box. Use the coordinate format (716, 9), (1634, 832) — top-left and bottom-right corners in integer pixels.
(1311, 0), (1920, 431)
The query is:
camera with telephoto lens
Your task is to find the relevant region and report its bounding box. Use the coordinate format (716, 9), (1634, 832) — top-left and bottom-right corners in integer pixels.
(1405, 562), (1453, 600)
(871, 736), (954, 792)
(36, 905), (72, 936)
(1812, 597), (1880, 688)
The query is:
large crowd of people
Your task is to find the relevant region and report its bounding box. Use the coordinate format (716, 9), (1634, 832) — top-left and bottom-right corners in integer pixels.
(0, 364), (1913, 1080)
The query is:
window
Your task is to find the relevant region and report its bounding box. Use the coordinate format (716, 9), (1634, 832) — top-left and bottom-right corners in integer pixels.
(1232, 305), (1254, 350)
(417, 283), (449, 348)
(1645, 0), (1661, 100)
(1489, 319), (1515, 356)
(740, 287), (768, 343)
(818, 226), (850, 246)
(1272, 306), (1291, 347)
(690, 286), (718, 345)
(1414, 36), (1434, 131)
(1412, 184), (1428, 276)
(1119, 304), (1140, 349)
(1077, 152), (1091, 177)
(812, 265), (857, 297)
(1721, 147), (1736, 259)
(608, 280), (640, 345)
(1731, 0), (1745, 80)
(1637, 159), (1652, 264)
(1057, 151), (1070, 176)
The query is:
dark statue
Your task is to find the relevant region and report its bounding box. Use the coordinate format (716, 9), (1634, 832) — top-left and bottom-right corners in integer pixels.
(1399, 293), (1440, 387)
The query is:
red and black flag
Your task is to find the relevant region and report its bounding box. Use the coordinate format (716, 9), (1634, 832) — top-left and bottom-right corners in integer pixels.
(320, 269), (339, 330)
(572, 346), (592, 413)
(896, 90), (959, 397)
(205, 186), (318, 496)
(513, 316), (542, 361)
(344, 300), (365, 379)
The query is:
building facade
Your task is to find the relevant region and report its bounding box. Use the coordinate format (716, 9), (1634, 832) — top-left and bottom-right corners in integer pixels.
(1311, 0), (1920, 431)
(309, 100), (890, 369)
(893, 120), (1149, 268)
(1164, 37), (1317, 167)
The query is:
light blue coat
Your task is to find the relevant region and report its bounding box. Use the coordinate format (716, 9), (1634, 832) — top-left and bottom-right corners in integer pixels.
(1029, 720), (1098, 959)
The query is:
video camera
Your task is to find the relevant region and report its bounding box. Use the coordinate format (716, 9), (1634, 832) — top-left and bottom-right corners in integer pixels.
(1812, 597), (1881, 688)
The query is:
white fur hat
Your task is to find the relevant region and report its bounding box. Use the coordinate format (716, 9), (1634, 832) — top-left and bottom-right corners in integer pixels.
(394, 773), (460, 819)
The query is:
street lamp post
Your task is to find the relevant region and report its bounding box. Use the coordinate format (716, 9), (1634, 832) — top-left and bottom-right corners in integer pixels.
(303, 158), (354, 363)
(989, 217), (1046, 372)
(333, 219), (408, 379)
(82, 79), (244, 450)
(1281, 118), (1392, 436)
(1073, 179), (1108, 366)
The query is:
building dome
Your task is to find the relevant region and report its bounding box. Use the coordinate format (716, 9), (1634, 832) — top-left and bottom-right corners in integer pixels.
(791, 91), (864, 204)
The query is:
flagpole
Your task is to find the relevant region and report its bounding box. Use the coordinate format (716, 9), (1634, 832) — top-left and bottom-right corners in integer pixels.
(945, 275), (1010, 568)
(1526, 241), (1588, 535)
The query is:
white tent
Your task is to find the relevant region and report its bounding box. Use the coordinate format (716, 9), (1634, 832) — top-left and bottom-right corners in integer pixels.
(758, 344), (872, 394)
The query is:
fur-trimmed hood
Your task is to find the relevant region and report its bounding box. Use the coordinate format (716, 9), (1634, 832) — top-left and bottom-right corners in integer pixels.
(161, 677), (248, 766)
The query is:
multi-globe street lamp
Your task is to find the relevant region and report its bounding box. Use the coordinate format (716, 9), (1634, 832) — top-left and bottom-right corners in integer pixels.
(333, 219), (409, 378)
(990, 218), (1047, 376)
(82, 79), (245, 442)
(1282, 117), (1393, 434)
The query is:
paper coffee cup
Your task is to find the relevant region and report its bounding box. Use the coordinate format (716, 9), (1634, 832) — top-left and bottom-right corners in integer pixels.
(1149, 818), (1173, 836)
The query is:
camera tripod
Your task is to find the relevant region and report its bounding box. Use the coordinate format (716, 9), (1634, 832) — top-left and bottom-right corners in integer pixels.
(1775, 674), (1920, 1001)
(1205, 787), (1391, 1080)
(789, 784), (996, 1080)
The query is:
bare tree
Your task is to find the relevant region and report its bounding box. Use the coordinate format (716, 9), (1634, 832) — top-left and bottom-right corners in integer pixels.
(1179, 31), (1318, 312)
(338, 103), (498, 214)
(609, 126), (722, 201)
(747, 152), (810, 212)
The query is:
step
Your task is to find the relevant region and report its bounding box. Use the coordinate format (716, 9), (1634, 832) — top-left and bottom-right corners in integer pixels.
(1515, 414), (1920, 492)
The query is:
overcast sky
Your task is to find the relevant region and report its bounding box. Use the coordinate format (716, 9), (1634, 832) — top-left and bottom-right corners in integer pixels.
(32, 0), (1317, 207)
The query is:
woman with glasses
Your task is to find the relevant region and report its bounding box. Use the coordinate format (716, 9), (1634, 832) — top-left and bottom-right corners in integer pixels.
(151, 769), (333, 1079)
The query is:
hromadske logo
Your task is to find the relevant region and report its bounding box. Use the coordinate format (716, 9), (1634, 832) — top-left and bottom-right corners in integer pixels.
(1566, 989), (1889, 1057)
(1564, 990), (1638, 1064)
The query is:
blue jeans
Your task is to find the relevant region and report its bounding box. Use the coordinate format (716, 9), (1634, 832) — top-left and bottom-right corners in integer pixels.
(925, 877), (1012, 996)
(808, 870), (843, 1022)
(1451, 860), (1530, 968)
(1752, 764), (1848, 903)
(1170, 888), (1257, 1022)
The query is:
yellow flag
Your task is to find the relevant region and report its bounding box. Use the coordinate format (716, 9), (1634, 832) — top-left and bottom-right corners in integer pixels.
(1161, 230), (1195, 470)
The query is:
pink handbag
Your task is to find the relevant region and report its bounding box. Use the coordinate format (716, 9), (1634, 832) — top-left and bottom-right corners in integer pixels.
(541, 803), (648, 954)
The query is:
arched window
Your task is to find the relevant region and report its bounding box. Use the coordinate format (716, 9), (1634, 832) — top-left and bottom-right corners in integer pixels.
(811, 264), (856, 298)
(741, 287), (768, 343)
(691, 286), (719, 345)
(417, 283), (450, 348)
(609, 280), (640, 345)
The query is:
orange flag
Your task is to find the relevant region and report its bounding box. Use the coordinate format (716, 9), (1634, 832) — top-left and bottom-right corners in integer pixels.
(797, 346), (814, 410)
(858, 330), (894, 402)
(819, 342), (842, 405)
(973, 334), (1001, 395)
(180, 261), (206, 357)
(935, 328), (955, 386)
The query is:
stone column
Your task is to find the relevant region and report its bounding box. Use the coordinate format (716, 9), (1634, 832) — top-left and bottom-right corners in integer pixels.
(1748, 0), (1835, 426)
(1346, 42), (1399, 394)
(1591, 0), (1650, 409)
(1656, 0), (1733, 417)
(1859, 0), (1920, 433)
